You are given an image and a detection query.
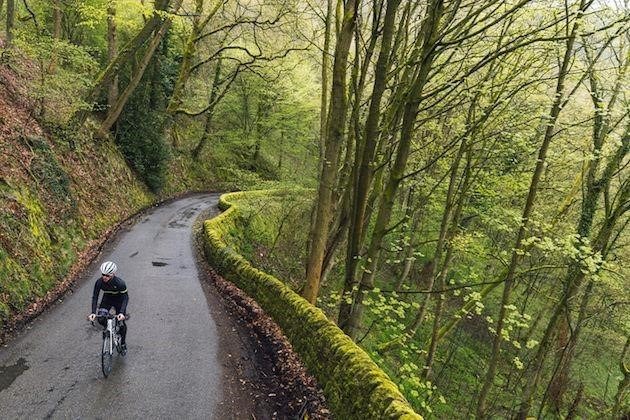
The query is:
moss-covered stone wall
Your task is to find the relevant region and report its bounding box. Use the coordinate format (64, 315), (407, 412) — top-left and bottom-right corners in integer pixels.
(204, 191), (423, 419)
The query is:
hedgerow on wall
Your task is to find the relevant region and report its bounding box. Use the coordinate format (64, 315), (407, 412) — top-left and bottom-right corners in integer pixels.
(204, 190), (423, 419)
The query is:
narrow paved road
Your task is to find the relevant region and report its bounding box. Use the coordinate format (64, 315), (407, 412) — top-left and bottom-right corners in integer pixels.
(0, 194), (233, 418)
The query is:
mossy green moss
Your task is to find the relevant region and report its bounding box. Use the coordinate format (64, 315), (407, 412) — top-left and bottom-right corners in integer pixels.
(203, 190), (423, 420)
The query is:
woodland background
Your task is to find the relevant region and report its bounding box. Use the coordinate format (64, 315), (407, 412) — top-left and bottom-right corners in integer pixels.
(0, 0), (628, 418)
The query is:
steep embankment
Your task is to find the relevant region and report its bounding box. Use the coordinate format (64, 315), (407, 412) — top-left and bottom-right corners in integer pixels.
(0, 60), (196, 335)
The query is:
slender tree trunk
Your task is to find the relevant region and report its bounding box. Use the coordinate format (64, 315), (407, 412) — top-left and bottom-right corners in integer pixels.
(545, 52), (630, 414)
(406, 132), (468, 337)
(517, 69), (629, 420)
(307, 0), (335, 261)
(42, 0), (63, 111)
(167, 0), (222, 115)
(192, 57), (224, 159)
(72, 0), (176, 129)
(343, 0), (445, 339)
(52, 0), (62, 39)
(319, 0), (333, 169)
(565, 383), (584, 420)
(547, 280), (593, 414)
(612, 336), (630, 418)
(423, 145), (472, 379)
(167, 0), (203, 114)
(395, 198), (424, 291)
(6, 0), (15, 45)
(320, 216), (348, 286)
(406, 85), (489, 336)
(98, 5), (180, 136)
(278, 131), (284, 170)
(476, 3), (587, 416)
(337, 0), (402, 329)
(303, 0), (359, 304)
(107, 2), (118, 108)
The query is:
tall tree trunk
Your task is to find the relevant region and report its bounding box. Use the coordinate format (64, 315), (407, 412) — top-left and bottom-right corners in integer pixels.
(343, 0), (445, 339)
(395, 191), (425, 291)
(612, 336), (630, 418)
(406, 116), (471, 338)
(98, 4), (181, 136)
(167, 0), (203, 114)
(303, 0), (359, 304)
(423, 144), (472, 379)
(545, 48), (630, 415)
(565, 383), (584, 420)
(517, 60), (629, 420)
(192, 56), (223, 159)
(52, 0), (62, 39)
(277, 131), (284, 170)
(167, 0), (222, 115)
(319, 0), (334, 169)
(405, 78), (494, 337)
(6, 0), (14, 45)
(307, 0), (336, 262)
(337, 0), (402, 329)
(546, 280), (593, 415)
(107, 2), (119, 109)
(46, 0), (63, 97)
(476, 3), (588, 417)
(72, 0), (176, 129)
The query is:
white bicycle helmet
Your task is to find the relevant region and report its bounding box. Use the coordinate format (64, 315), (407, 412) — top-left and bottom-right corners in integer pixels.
(100, 261), (118, 275)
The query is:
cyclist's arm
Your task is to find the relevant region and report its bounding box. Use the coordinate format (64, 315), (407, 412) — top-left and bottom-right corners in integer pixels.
(117, 278), (129, 314)
(120, 290), (129, 314)
(91, 279), (102, 314)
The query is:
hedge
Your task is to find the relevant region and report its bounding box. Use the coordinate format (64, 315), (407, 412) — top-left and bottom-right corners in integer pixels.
(203, 190), (422, 419)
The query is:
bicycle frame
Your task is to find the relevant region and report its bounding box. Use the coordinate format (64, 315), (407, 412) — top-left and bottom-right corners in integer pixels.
(95, 313), (123, 377)
(106, 317), (116, 354)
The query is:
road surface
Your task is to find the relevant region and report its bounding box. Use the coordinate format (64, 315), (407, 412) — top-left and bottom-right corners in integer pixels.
(0, 193), (238, 418)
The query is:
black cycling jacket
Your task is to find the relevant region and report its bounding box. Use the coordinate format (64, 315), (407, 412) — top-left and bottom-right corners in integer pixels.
(91, 276), (129, 314)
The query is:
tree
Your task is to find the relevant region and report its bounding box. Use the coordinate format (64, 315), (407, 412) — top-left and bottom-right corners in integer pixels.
(6, 0), (15, 45)
(98, 0), (183, 136)
(72, 0), (181, 129)
(477, 2), (593, 416)
(303, 0), (359, 304)
(107, 0), (118, 108)
(518, 18), (630, 418)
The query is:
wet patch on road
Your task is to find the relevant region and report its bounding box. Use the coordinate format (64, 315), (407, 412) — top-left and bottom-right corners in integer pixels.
(152, 261), (168, 267)
(0, 357), (29, 391)
(167, 206), (202, 229)
(168, 220), (186, 228)
(44, 379), (78, 419)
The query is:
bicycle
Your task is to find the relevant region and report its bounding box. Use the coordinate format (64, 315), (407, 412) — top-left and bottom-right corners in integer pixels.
(92, 308), (127, 377)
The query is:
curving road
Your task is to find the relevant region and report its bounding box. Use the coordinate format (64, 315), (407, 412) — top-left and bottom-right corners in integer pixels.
(0, 193), (238, 418)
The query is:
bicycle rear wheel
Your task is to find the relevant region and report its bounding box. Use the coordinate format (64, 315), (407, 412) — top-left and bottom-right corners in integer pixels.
(102, 334), (113, 377)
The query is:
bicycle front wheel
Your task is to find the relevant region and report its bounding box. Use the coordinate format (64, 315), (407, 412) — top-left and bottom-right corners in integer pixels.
(101, 334), (113, 377)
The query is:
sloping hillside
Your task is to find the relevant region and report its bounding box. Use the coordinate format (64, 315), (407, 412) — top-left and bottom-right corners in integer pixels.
(0, 56), (155, 332)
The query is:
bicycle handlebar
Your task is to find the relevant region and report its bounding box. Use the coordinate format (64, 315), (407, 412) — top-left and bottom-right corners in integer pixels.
(93, 313), (130, 320)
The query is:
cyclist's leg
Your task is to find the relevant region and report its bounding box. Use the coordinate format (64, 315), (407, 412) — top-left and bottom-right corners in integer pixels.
(97, 298), (115, 328)
(111, 298), (127, 345)
(118, 321), (127, 345)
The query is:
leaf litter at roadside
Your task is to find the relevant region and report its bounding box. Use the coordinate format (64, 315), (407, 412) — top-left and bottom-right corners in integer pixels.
(202, 265), (331, 420)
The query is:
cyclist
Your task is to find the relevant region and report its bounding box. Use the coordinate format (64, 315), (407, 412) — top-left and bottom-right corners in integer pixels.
(88, 261), (129, 354)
